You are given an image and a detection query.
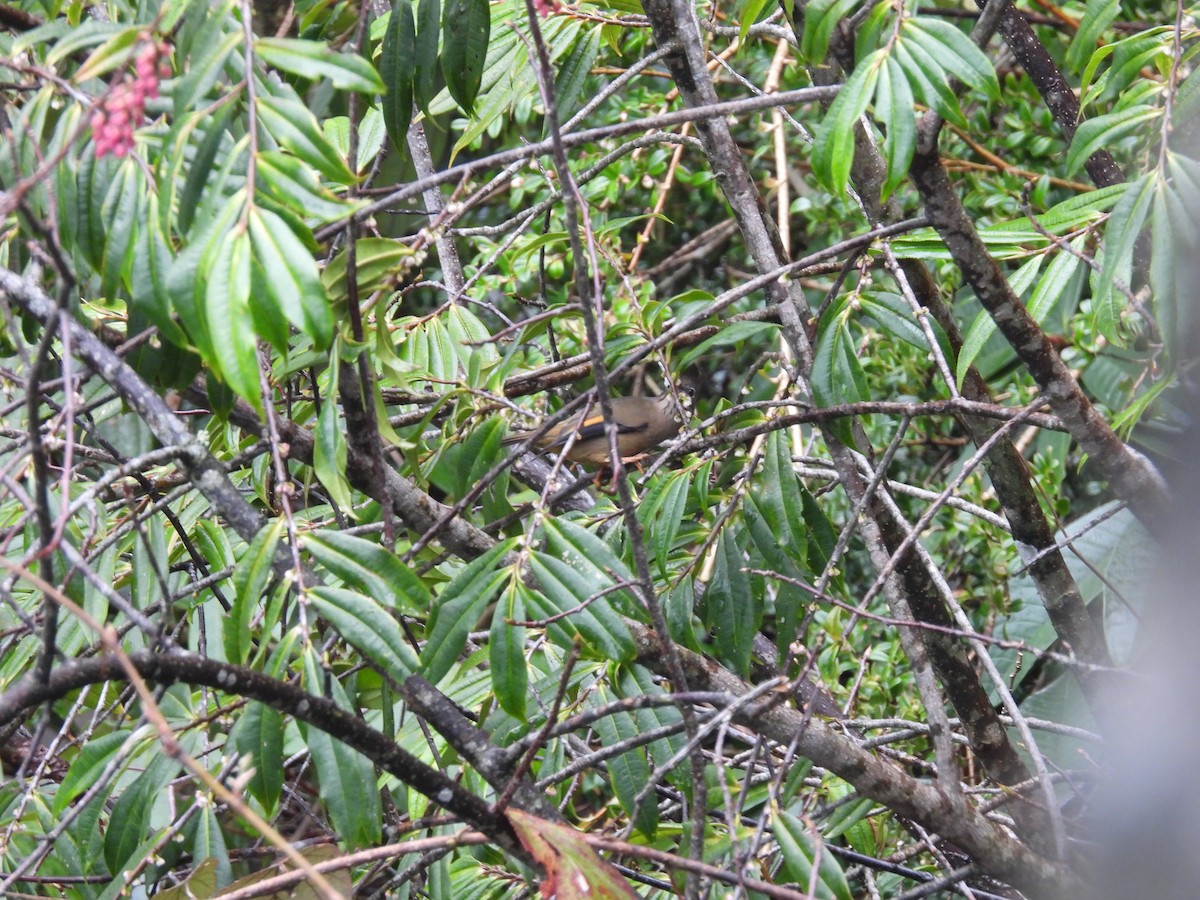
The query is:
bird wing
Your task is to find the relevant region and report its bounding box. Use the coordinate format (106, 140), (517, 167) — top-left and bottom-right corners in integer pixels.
(550, 412), (648, 447)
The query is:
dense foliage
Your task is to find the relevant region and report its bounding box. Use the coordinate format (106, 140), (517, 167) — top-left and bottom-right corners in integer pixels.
(0, 0), (1196, 897)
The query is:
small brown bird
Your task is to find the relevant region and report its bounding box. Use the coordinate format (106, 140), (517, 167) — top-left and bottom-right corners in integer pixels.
(503, 388), (693, 468)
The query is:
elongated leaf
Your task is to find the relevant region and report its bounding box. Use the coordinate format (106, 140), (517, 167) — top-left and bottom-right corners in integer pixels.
(857, 292), (929, 351)
(593, 684), (658, 837)
(129, 194), (187, 346)
(322, 237), (417, 300)
(421, 541), (514, 684)
(678, 320), (779, 369)
(415, 0), (441, 113)
(1067, 106), (1160, 176)
(104, 749), (183, 876)
(554, 27), (600, 124)
(800, 0), (860, 63)
(1096, 173), (1155, 342)
(955, 254), (1043, 387)
(1027, 236), (1086, 326)
(310, 585), (420, 677)
(1066, 0), (1120, 72)
(811, 301), (869, 440)
(490, 581), (528, 719)
(99, 158), (142, 302)
(773, 809), (854, 900)
(256, 95), (356, 184)
(226, 519), (283, 665)
(256, 37), (385, 93)
(315, 395), (355, 511)
(73, 27), (144, 82)
(257, 150), (358, 221)
(204, 223), (263, 412)
(528, 551), (635, 662)
(892, 38), (964, 127)
(902, 17), (999, 99)
(440, 0), (490, 114)
(247, 205), (333, 348)
(53, 730), (131, 815)
(812, 49), (883, 195)
(876, 54), (915, 201)
(300, 651), (382, 848)
(304, 529), (431, 613)
(738, 0), (770, 49)
(653, 471), (690, 578)
(231, 701), (284, 813)
(704, 529), (758, 677)
(380, 0), (416, 153)
(543, 517), (635, 602)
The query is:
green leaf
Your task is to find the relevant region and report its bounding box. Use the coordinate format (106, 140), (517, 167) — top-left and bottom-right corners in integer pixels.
(857, 292), (929, 351)
(172, 10), (241, 116)
(1096, 173), (1155, 342)
(72, 26), (142, 82)
(176, 102), (237, 236)
(186, 809), (232, 890)
(1066, 0), (1120, 72)
(321, 237), (417, 301)
(99, 158), (142, 302)
(800, 0), (860, 64)
(811, 300), (869, 439)
(813, 49), (883, 195)
(356, 108), (387, 172)
(247, 205), (333, 349)
(543, 517), (636, 601)
(892, 38), (964, 127)
(304, 529), (431, 613)
(129, 194), (187, 347)
(901, 17), (999, 99)
(490, 581), (528, 718)
(652, 471), (690, 578)
(226, 519), (284, 665)
(256, 150), (359, 222)
(415, 0), (442, 114)
(257, 37), (385, 93)
(758, 428), (808, 563)
(421, 541), (514, 684)
(954, 253), (1045, 386)
(528, 551), (635, 662)
(103, 749), (182, 876)
(593, 684), (658, 837)
(315, 391), (355, 512)
(309, 585), (420, 677)
(440, 0), (490, 114)
(53, 730), (131, 815)
(554, 26), (600, 124)
(231, 702), (284, 813)
(300, 651), (382, 849)
(1066, 107), (1160, 176)
(256, 95), (356, 184)
(1151, 166), (1200, 361)
(1028, 237), (1085, 327)
(678, 320), (780, 369)
(773, 809), (854, 900)
(379, 0), (416, 154)
(704, 529), (759, 677)
(738, 0), (770, 49)
(204, 221), (263, 412)
(875, 55), (915, 201)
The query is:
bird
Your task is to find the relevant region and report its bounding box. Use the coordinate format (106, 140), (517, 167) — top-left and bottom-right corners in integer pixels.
(502, 387), (694, 468)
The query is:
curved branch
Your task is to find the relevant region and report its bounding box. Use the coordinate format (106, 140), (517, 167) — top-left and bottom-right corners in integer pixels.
(0, 649), (529, 860)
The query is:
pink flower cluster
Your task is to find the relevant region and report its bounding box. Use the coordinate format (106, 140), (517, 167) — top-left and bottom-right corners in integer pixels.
(90, 39), (171, 159)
